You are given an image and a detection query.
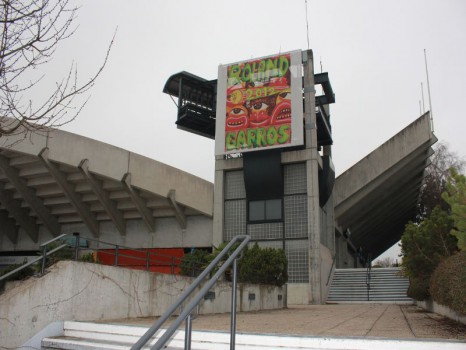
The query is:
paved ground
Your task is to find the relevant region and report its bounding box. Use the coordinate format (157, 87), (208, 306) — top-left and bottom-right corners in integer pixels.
(112, 304), (466, 341)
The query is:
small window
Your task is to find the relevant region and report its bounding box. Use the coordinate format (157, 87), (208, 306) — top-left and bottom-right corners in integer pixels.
(248, 199), (282, 222)
(265, 199), (282, 220)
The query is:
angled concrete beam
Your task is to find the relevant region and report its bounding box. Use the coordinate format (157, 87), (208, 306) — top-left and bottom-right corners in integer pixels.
(38, 148), (99, 237)
(168, 189), (187, 229)
(121, 173), (155, 232)
(0, 183), (39, 242)
(0, 155), (61, 236)
(0, 209), (19, 244)
(79, 159), (126, 236)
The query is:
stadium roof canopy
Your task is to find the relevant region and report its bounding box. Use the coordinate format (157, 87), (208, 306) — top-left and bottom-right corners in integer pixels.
(334, 113), (436, 258)
(0, 125), (213, 244)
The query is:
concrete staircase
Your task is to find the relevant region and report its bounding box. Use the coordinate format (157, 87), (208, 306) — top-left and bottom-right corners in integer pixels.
(37, 320), (462, 350)
(37, 321), (464, 350)
(327, 267), (412, 303)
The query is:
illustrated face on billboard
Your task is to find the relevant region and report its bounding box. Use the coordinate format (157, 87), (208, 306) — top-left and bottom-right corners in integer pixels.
(215, 51), (303, 155)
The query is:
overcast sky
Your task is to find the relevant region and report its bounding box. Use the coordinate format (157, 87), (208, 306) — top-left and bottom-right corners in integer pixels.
(52, 0), (466, 181)
(46, 0), (465, 258)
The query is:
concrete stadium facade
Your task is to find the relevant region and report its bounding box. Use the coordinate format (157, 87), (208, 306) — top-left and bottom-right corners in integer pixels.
(0, 50), (436, 305)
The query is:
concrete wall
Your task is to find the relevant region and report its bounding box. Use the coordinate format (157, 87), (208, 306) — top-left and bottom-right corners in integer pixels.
(416, 299), (466, 325)
(0, 261), (286, 348)
(287, 283), (309, 305)
(0, 216), (213, 252)
(287, 245), (334, 305)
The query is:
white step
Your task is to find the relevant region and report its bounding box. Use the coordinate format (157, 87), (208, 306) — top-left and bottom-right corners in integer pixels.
(40, 321), (464, 350)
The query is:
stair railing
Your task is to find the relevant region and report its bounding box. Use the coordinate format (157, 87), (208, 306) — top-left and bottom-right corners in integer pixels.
(365, 254), (372, 301)
(131, 235), (251, 350)
(0, 234), (69, 283)
(0, 233), (187, 286)
(325, 254), (337, 286)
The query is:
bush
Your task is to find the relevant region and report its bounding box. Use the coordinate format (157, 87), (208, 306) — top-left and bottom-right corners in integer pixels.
(407, 276), (430, 301)
(430, 251), (466, 315)
(180, 249), (212, 277)
(238, 243), (288, 287)
(401, 207), (458, 299)
(0, 261), (36, 292)
(179, 243), (288, 287)
(79, 252), (100, 263)
(42, 242), (74, 268)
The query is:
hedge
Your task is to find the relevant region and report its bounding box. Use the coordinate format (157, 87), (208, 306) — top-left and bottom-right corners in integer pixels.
(429, 250), (466, 315)
(179, 243), (288, 287)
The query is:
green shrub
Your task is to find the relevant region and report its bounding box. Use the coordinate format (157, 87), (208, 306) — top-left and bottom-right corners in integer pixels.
(79, 252), (100, 263)
(238, 243), (288, 287)
(0, 261), (36, 292)
(407, 276), (430, 301)
(179, 243), (288, 287)
(401, 207), (458, 299)
(42, 242), (74, 268)
(430, 251), (466, 315)
(180, 249), (212, 277)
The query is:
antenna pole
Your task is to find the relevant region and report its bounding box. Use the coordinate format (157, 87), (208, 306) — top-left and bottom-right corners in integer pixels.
(305, 0), (310, 50)
(421, 82), (425, 114)
(424, 49), (434, 131)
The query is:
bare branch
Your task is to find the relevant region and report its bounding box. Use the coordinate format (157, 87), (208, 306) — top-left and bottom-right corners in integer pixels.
(0, 0), (114, 140)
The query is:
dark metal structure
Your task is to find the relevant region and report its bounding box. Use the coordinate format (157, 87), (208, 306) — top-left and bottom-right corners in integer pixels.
(163, 71), (335, 147)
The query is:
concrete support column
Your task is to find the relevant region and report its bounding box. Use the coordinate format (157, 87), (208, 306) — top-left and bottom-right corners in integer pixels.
(213, 156), (225, 247)
(336, 233), (347, 268)
(324, 195), (335, 255)
(303, 50), (322, 304)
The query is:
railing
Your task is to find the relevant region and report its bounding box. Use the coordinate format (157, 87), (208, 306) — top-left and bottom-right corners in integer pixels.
(325, 254), (337, 286)
(0, 234), (68, 283)
(0, 233), (185, 285)
(131, 235), (251, 350)
(366, 254), (372, 301)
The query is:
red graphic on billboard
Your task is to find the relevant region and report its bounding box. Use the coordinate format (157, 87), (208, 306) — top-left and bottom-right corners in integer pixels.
(224, 53), (292, 152)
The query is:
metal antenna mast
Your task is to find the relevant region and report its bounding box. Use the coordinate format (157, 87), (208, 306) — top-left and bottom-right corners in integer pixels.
(421, 82), (425, 114)
(305, 0), (310, 50)
(424, 49), (434, 131)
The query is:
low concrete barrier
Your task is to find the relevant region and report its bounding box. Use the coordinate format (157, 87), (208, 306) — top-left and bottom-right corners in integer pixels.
(417, 299), (466, 325)
(0, 260), (285, 348)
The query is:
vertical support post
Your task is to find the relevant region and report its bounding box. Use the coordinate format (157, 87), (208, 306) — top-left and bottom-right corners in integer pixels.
(41, 245), (47, 275)
(184, 313), (192, 350)
(303, 49), (322, 304)
(230, 258), (238, 350)
(212, 162), (225, 248)
(171, 257), (175, 274)
(146, 250), (150, 271)
(114, 245), (119, 266)
(73, 232), (80, 261)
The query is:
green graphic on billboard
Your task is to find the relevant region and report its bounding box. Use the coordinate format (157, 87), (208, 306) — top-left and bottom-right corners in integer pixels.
(215, 51), (303, 155)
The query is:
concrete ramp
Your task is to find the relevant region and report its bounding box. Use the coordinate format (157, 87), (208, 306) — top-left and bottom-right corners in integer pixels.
(334, 113), (436, 258)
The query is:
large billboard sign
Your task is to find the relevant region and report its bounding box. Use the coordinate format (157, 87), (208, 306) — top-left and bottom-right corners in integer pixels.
(215, 50), (303, 155)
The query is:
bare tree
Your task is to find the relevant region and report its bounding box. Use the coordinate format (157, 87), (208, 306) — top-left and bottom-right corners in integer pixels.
(0, 0), (113, 139)
(373, 256), (397, 268)
(417, 142), (466, 221)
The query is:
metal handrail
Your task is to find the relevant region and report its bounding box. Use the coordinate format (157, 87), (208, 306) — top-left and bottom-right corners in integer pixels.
(0, 233), (185, 284)
(366, 254), (372, 301)
(0, 234), (68, 282)
(131, 235), (251, 350)
(325, 254), (337, 286)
